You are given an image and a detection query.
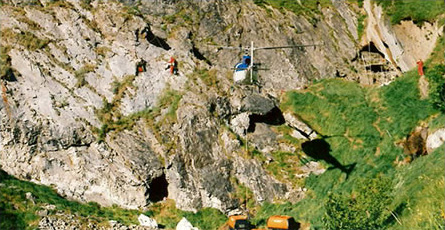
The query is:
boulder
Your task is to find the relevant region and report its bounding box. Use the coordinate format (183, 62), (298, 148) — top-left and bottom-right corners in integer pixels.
(284, 112), (317, 140)
(295, 161), (326, 178)
(426, 128), (445, 153)
(176, 217), (198, 230)
(240, 93), (275, 115)
(248, 123), (277, 152)
(138, 214), (158, 228)
(230, 113), (250, 137)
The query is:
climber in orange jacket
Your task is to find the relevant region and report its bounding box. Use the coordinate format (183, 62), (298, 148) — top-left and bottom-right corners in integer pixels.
(416, 59), (424, 76)
(165, 57), (178, 75)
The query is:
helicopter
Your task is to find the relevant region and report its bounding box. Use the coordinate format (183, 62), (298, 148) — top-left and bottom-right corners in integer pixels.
(213, 41), (322, 85)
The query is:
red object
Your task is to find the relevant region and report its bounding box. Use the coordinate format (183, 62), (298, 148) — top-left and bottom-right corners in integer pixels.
(416, 60), (424, 76)
(169, 57), (176, 74)
(138, 66), (143, 73)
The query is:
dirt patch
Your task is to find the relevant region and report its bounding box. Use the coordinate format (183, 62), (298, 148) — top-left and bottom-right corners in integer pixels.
(403, 126), (428, 159)
(418, 75), (429, 99)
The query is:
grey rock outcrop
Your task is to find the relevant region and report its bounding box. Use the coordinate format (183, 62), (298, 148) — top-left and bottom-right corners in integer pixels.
(284, 112), (317, 140)
(363, 0), (442, 73)
(240, 93), (276, 115)
(138, 214), (158, 228)
(176, 217), (198, 230)
(426, 128), (445, 154)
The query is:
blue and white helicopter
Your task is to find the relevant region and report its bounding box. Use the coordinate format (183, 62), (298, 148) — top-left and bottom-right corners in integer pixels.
(217, 41), (322, 85)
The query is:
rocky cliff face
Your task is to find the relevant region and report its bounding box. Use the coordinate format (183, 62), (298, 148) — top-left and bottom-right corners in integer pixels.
(0, 0), (441, 214)
(363, 0), (442, 72)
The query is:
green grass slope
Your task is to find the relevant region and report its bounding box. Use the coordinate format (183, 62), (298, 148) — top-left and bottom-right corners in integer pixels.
(373, 0), (445, 25)
(251, 62), (444, 229)
(0, 169), (226, 229)
(0, 169), (141, 229)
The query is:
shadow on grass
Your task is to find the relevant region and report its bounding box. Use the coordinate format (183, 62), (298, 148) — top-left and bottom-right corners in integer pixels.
(301, 139), (355, 178)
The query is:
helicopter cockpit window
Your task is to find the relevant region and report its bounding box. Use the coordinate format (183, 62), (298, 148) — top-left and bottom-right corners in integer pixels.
(242, 55), (251, 65)
(244, 58), (251, 65)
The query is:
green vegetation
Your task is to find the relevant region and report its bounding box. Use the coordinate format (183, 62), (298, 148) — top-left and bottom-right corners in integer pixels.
(231, 177), (256, 211)
(323, 176), (393, 230)
(122, 4), (143, 21)
(373, 0), (445, 25)
(1, 28), (50, 52)
(157, 89), (183, 123)
(425, 64), (445, 112)
(186, 68), (226, 96)
(95, 46), (111, 57)
(389, 145), (445, 230)
(357, 14), (366, 40)
(95, 82), (183, 142)
(74, 64), (96, 88)
(95, 75), (137, 141)
(0, 170), (227, 229)
(162, 8), (194, 25)
(0, 169), (140, 229)
(1, 0), (40, 6)
(47, 0), (75, 9)
(377, 70), (436, 139)
(147, 200), (226, 229)
(251, 61), (444, 229)
(16, 15), (42, 31)
(265, 150), (305, 186)
(80, 0), (93, 11)
(191, 68), (219, 87)
(0, 46), (12, 79)
(428, 36), (445, 66)
(162, 7), (198, 37)
(254, 0), (332, 17)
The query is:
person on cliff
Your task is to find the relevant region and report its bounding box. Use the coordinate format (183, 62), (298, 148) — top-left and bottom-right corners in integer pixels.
(416, 59), (424, 76)
(135, 59), (147, 76)
(417, 59), (429, 99)
(141, 24), (151, 41)
(165, 57), (178, 75)
(135, 28), (140, 43)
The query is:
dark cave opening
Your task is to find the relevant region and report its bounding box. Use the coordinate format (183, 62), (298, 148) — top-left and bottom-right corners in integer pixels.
(351, 42), (385, 62)
(359, 42), (384, 56)
(148, 174), (169, 202)
(365, 64), (387, 73)
(247, 106), (285, 132)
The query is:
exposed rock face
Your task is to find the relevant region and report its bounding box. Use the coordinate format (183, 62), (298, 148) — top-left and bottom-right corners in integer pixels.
(284, 112), (317, 140)
(0, 0), (441, 215)
(137, 0), (364, 91)
(363, 0), (442, 73)
(0, 0), (172, 209)
(426, 128), (445, 154)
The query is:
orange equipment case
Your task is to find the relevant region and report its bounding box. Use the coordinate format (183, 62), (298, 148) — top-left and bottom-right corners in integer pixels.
(266, 215), (300, 230)
(228, 215), (250, 230)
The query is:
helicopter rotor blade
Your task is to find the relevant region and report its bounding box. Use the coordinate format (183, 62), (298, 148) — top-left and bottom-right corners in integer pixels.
(255, 43), (323, 50)
(206, 44), (248, 51)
